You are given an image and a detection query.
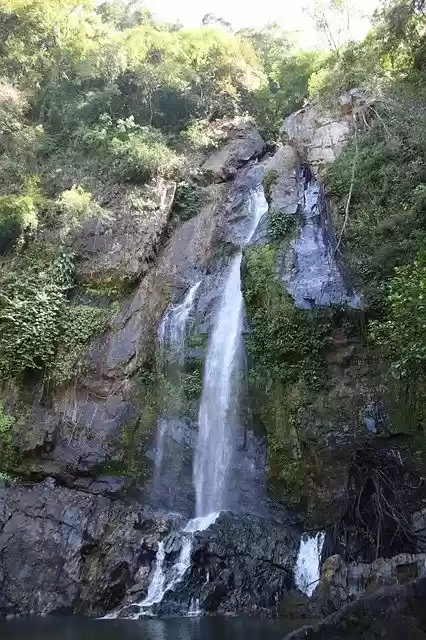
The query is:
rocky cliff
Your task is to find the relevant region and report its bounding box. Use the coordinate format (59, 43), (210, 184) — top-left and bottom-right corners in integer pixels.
(0, 99), (424, 624)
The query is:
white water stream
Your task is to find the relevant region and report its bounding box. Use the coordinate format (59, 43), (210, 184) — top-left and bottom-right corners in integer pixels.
(151, 281), (201, 502)
(194, 186), (268, 517)
(294, 532), (325, 597)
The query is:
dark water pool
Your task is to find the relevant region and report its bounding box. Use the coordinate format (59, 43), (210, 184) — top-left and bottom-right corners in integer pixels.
(0, 616), (307, 640)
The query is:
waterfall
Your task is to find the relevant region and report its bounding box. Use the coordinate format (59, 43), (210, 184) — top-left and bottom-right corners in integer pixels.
(151, 282), (201, 505)
(295, 532), (325, 597)
(111, 186), (268, 620)
(157, 282), (201, 363)
(194, 186), (268, 517)
(118, 512), (219, 619)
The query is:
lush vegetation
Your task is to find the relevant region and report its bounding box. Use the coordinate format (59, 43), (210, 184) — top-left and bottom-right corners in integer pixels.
(319, 0), (426, 443)
(242, 243), (332, 504)
(0, 0), (424, 491)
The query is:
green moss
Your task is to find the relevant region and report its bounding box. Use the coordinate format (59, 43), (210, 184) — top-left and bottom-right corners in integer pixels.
(268, 209), (296, 244)
(0, 401), (21, 476)
(242, 243), (333, 507)
(83, 280), (134, 300)
(262, 169), (278, 204)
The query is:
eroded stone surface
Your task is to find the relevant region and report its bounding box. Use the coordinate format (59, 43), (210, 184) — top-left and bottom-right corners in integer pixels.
(201, 119), (265, 182)
(74, 179), (176, 286)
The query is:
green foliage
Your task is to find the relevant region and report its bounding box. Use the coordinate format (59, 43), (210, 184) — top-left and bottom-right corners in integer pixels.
(243, 244), (331, 388)
(308, 44), (379, 102)
(370, 253), (426, 379)
(73, 115), (181, 184)
(180, 120), (225, 151)
(248, 52), (320, 138)
(0, 252), (74, 379)
(268, 210), (296, 243)
(262, 169), (277, 203)
(172, 182), (209, 222)
(0, 249), (105, 385)
(242, 245), (332, 504)
(0, 193), (38, 252)
(0, 401), (20, 475)
(325, 82), (425, 308)
(50, 304), (108, 385)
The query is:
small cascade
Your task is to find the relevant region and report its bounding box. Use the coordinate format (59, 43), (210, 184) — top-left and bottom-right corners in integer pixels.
(120, 512), (219, 619)
(194, 186), (268, 517)
(150, 281), (201, 507)
(284, 167), (361, 310)
(294, 532), (325, 597)
(157, 281), (201, 363)
(187, 597), (201, 617)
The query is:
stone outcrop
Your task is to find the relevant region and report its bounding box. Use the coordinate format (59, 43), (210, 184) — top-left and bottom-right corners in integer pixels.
(74, 179), (176, 286)
(0, 478), (182, 619)
(201, 118), (265, 182)
(264, 145), (300, 216)
(147, 512), (299, 616)
(284, 578), (426, 640)
(315, 553), (426, 612)
(281, 88), (375, 176)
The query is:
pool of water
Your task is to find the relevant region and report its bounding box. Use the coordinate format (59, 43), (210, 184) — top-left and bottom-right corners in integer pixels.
(0, 616), (307, 640)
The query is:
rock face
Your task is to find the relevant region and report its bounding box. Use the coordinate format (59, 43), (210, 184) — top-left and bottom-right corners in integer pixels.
(284, 578), (426, 640)
(0, 478), (182, 619)
(315, 552), (426, 613)
(156, 512), (299, 615)
(281, 88), (375, 176)
(201, 118), (265, 181)
(74, 179), (176, 286)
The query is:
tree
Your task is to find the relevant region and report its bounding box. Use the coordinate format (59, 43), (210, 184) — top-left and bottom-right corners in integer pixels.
(304, 0), (365, 51)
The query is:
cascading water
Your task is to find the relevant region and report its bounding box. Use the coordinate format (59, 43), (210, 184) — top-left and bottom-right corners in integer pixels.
(294, 532), (325, 597)
(194, 186), (268, 517)
(117, 512), (219, 619)
(115, 185), (268, 619)
(150, 282), (201, 507)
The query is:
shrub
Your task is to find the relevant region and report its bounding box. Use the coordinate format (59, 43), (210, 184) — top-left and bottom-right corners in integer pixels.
(0, 253), (74, 380)
(243, 244), (331, 388)
(268, 210), (296, 243)
(180, 120), (225, 151)
(74, 115), (181, 184)
(0, 194), (38, 253)
(325, 81), (425, 308)
(50, 185), (105, 240)
(172, 182), (208, 222)
(50, 304), (108, 385)
(370, 253), (426, 379)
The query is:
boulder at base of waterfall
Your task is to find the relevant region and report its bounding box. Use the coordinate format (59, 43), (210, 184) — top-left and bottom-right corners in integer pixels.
(284, 578), (426, 640)
(0, 478), (181, 619)
(314, 552), (426, 613)
(158, 512), (300, 615)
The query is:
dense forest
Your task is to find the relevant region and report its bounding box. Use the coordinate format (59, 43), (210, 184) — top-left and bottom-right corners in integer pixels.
(0, 0), (424, 475)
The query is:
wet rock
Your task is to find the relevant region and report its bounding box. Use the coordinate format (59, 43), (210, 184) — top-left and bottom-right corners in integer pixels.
(160, 512), (299, 615)
(0, 478), (181, 619)
(280, 169), (361, 310)
(264, 145), (300, 216)
(413, 509), (426, 552)
(202, 119), (265, 182)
